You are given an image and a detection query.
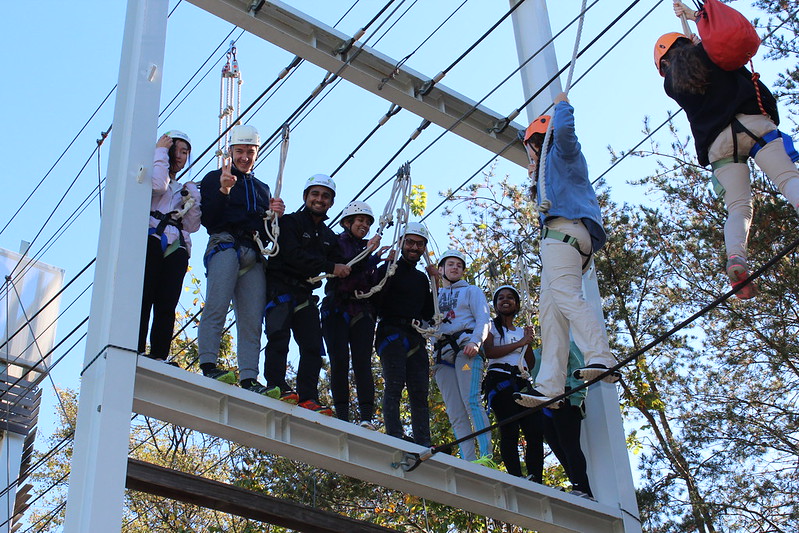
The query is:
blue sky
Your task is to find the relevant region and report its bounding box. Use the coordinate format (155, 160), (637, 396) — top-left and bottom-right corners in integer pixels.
(0, 0), (787, 461)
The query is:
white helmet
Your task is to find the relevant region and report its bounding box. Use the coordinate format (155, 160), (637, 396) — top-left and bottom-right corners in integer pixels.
(339, 201), (374, 228)
(492, 285), (521, 308)
(304, 173), (336, 197)
(164, 130), (191, 150)
(403, 221), (429, 241)
(229, 124), (260, 147)
(438, 248), (467, 268)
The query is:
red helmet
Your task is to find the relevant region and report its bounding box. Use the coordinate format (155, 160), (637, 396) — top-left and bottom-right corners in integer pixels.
(523, 115), (551, 143)
(654, 32), (687, 75)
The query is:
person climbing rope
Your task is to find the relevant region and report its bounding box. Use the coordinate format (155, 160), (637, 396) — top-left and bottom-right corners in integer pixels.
(432, 249), (495, 467)
(514, 92), (619, 408)
(263, 174), (350, 415)
(373, 222), (436, 446)
(482, 285), (543, 480)
(656, 2), (799, 299)
(138, 130), (201, 363)
(321, 201), (383, 428)
(197, 125), (286, 391)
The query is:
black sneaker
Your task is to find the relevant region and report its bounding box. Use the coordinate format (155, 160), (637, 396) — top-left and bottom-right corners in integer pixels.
(203, 367), (237, 384)
(513, 386), (551, 407)
(240, 379), (271, 395)
(573, 364), (620, 384)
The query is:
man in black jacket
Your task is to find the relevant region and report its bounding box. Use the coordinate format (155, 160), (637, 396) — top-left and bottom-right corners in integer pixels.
(197, 125), (284, 392)
(374, 222), (436, 446)
(264, 174), (350, 414)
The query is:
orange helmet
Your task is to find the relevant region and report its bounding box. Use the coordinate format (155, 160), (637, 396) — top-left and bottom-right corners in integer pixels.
(654, 32), (687, 75)
(523, 115), (551, 143)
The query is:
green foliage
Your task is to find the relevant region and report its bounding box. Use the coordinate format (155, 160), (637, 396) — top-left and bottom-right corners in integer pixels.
(409, 184), (428, 216)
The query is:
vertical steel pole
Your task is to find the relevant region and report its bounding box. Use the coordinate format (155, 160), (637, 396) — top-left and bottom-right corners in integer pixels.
(510, 0), (562, 122)
(510, 2), (641, 530)
(63, 1), (167, 531)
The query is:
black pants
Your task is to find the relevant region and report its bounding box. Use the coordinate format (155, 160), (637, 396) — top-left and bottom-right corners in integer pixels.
(375, 323), (430, 447)
(322, 306), (376, 422)
(138, 236), (188, 359)
(264, 279), (324, 403)
(484, 370), (544, 479)
(542, 404), (592, 496)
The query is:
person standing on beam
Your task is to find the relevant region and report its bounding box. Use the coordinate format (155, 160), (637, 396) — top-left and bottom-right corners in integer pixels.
(515, 92), (619, 408)
(197, 125), (285, 391)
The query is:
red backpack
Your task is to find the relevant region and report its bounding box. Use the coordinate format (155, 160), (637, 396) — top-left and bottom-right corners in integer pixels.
(695, 0), (760, 70)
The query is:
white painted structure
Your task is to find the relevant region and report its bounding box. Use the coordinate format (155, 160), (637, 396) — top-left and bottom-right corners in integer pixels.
(64, 1), (168, 531)
(511, 1), (641, 529)
(64, 1), (640, 531)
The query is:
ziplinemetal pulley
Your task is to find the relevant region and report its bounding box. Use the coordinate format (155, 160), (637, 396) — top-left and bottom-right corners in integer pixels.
(217, 40), (243, 167)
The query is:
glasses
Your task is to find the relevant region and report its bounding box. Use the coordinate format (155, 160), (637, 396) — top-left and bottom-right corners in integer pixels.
(404, 239), (426, 249)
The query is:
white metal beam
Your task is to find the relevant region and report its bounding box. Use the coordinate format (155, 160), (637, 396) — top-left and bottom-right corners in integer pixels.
(64, 1), (168, 531)
(186, 0), (529, 167)
(133, 358), (627, 533)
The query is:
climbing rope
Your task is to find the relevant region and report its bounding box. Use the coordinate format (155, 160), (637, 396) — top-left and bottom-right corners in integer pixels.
(254, 123), (289, 258)
(350, 163), (414, 298)
(411, 250), (443, 337)
(536, 0), (587, 213)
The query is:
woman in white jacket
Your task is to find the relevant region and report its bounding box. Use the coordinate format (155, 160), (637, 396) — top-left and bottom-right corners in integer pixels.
(433, 249), (494, 465)
(138, 131), (201, 362)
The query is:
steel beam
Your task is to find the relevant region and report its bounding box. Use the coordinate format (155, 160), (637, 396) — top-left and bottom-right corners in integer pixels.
(185, 0), (529, 167)
(133, 358), (626, 533)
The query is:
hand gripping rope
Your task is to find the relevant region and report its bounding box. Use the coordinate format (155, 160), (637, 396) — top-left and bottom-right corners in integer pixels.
(352, 163), (414, 299)
(535, 0), (587, 214)
(411, 251), (443, 338)
(254, 124), (289, 258)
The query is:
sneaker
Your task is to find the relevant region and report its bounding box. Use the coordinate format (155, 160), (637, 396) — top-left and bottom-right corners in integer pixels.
(471, 455), (499, 469)
(513, 385), (551, 407)
(240, 379), (271, 395)
(358, 421), (377, 431)
(726, 256), (757, 300)
(266, 386), (299, 404)
(573, 364), (620, 384)
(298, 399), (334, 416)
(571, 489), (594, 500)
(203, 367), (237, 385)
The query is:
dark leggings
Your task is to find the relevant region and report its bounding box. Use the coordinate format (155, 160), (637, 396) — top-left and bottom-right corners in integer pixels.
(322, 308), (376, 422)
(485, 371), (544, 480)
(542, 404), (592, 496)
(139, 236), (188, 359)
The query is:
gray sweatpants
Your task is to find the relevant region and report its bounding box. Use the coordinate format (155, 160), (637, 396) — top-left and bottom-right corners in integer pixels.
(198, 233), (266, 382)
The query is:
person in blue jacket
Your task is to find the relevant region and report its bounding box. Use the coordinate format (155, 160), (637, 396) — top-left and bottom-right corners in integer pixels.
(321, 201), (382, 427)
(514, 93), (619, 408)
(197, 125), (285, 392)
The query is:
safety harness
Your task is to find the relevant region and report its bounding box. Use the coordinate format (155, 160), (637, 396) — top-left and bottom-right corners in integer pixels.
(148, 188), (195, 257)
(433, 328), (473, 367)
(709, 119), (799, 197)
(376, 319), (421, 358)
(484, 362), (528, 411)
(540, 226), (593, 271)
